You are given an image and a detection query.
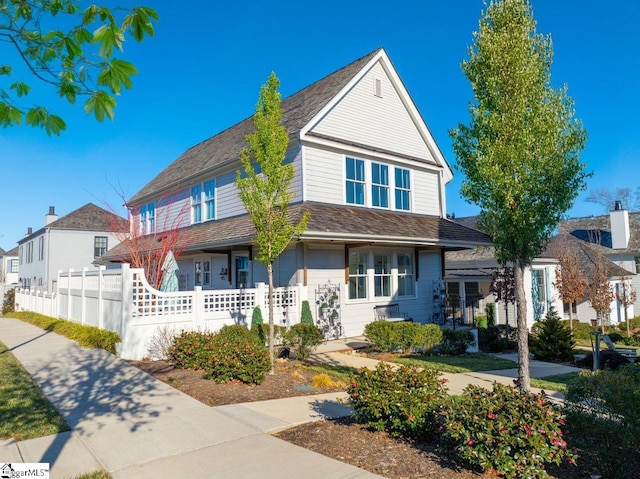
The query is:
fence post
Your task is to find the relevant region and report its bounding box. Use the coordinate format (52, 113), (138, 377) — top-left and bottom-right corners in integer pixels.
(67, 269), (74, 321)
(194, 286), (203, 329)
(120, 264), (132, 340)
(81, 267), (88, 325)
(98, 266), (105, 329)
(56, 270), (62, 318)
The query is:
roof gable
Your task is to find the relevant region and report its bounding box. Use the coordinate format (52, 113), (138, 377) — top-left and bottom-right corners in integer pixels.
(128, 49), (382, 205)
(302, 50), (452, 181)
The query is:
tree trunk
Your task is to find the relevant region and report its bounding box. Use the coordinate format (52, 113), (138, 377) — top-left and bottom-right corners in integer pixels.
(514, 260), (530, 392)
(267, 262), (275, 375)
(625, 302), (630, 338)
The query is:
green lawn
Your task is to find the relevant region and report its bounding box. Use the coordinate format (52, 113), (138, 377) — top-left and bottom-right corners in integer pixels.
(392, 353), (517, 374)
(0, 340), (69, 440)
(530, 372), (581, 393)
(304, 363), (358, 383)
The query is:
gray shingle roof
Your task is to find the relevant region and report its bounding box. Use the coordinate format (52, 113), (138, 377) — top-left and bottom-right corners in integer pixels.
(558, 212), (640, 255)
(99, 202), (492, 263)
(18, 203), (127, 244)
(5, 246), (18, 256)
(128, 49), (382, 205)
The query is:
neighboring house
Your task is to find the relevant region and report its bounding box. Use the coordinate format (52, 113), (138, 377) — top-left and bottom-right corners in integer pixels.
(17, 204), (126, 292)
(555, 203), (638, 323)
(0, 245), (19, 295)
(101, 48), (492, 337)
(444, 219), (562, 330)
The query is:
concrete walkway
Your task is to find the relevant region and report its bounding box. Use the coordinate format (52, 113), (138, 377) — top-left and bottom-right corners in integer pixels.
(0, 320), (582, 478)
(0, 318), (381, 479)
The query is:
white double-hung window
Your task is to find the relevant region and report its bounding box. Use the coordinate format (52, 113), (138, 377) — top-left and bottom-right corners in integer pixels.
(374, 253), (391, 297)
(191, 185), (202, 223)
(397, 253), (415, 297)
(395, 167), (411, 211)
(346, 157), (365, 205)
(348, 252), (368, 299)
(371, 162), (389, 208)
(348, 250), (416, 301)
(204, 180), (215, 221)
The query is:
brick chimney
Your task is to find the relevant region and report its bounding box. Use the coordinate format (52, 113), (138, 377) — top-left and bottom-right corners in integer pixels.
(45, 206), (58, 226)
(610, 200), (630, 249)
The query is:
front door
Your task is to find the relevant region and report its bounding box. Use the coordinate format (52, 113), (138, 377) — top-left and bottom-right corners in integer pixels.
(235, 256), (249, 289)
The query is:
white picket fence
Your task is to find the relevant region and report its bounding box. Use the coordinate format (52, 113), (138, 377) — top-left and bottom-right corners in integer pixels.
(14, 264), (306, 359)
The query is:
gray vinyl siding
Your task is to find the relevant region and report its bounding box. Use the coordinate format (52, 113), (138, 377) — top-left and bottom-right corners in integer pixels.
(309, 61), (434, 163)
(412, 169), (440, 216)
(216, 170), (245, 219)
(158, 188), (190, 232)
(303, 144), (344, 204)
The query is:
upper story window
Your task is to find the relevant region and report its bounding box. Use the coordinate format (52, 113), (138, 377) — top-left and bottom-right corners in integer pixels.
(19, 245), (22, 264)
(204, 180), (215, 221)
(27, 241), (33, 263)
(94, 236), (108, 257)
(371, 163), (389, 208)
(346, 157), (365, 205)
(38, 236), (44, 261)
(191, 185), (202, 223)
(147, 202), (156, 233)
(9, 259), (18, 273)
(191, 180), (216, 224)
(395, 168), (411, 211)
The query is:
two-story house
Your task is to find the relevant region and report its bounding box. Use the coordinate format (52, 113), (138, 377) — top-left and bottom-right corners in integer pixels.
(101, 48), (492, 336)
(0, 246), (19, 295)
(18, 204), (126, 292)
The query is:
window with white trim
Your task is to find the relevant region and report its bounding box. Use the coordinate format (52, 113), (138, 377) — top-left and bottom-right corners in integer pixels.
(139, 204), (147, 234)
(194, 261), (202, 285)
(10, 259), (18, 273)
(94, 236), (108, 257)
(147, 202), (156, 233)
(203, 260), (211, 285)
(371, 162), (389, 208)
(395, 167), (411, 211)
(38, 236), (44, 261)
(204, 180), (215, 221)
(19, 245), (22, 264)
(374, 253), (391, 297)
(348, 252), (367, 299)
(397, 253), (415, 297)
(346, 157), (365, 205)
(191, 185), (202, 224)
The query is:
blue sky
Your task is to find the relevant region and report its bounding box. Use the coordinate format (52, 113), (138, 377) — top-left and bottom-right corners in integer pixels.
(1, 0), (638, 251)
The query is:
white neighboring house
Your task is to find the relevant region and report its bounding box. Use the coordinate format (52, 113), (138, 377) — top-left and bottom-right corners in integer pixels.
(100, 48), (493, 337)
(17, 204), (126, 292)
(0, 246), (19, 296)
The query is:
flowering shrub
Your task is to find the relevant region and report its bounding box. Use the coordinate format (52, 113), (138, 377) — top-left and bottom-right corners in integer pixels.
(168, 330), (217, 370)
(439, 383), (575, 478)
(347, 363), (447, 437)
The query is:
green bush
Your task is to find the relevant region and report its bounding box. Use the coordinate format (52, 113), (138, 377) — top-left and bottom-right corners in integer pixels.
(574, 350), (631, 371)
(2, 288), (15, 314)
(394, 322), (426, 353)
(621, 333), (640, 347)
(300, 300), (314, 325)
(168, 330), (217, 370)
(203, 325), (270, 384)
(478, 325), (517, 352)
(439, 329), (475, 355)
(5, 311), (121, 354)
(439, 383), (575, 478)
(347, 362), (447, 437)
(285, 323), (323, 360)
(417, 324), (443, 353)
(485, 303), (496, 327)
(529, 308), (575, 362)
(475, 314), (488, 329)
(250, 323), (286, 347)
(251, 306), (263, 325)
(607, 331), (624, 343)
(618, 317), (640, 332)
(564, 320), (595, 340)
(564, 365), (640, 478)
(364, 320), (396, 352)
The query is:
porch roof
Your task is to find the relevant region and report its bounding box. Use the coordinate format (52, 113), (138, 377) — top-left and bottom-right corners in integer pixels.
(98, 202), (492, 263)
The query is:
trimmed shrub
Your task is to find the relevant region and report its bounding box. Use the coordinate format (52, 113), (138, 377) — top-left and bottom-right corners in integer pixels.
(2, 288), (15, 314)
(485, 303), (496, 327)
(203, 325), (270, 384)
(251, 306), (263, 325)
(417, 324), (443, 353)
(393, 321), (426, 353)
(300, 300), (314, 325)
(439, 329), (475, 355)
(439, 383), (576, 478)
(285, 323), (323, 360)
(5, 311), (121, 354)
(168, 330), (217, 370)
(564, 320), (595, 340)
(364, 320), (396, 352)
(529, 308), (575, 362)
(478, 325), (517, 352)
(347, 362), (447, 437)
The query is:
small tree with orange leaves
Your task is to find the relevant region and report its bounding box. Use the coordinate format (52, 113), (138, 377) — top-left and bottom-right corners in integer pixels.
(587, 252), (616, 333)
(617, 275), (637, 338)
(553, 251), (587, 331)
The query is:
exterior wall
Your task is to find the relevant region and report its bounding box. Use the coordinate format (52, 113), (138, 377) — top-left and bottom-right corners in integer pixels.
(308, 61), (435, 163)
(19, 229), (120, 292)
(2, 254), (19, 285)
(303, 143), (441, 215)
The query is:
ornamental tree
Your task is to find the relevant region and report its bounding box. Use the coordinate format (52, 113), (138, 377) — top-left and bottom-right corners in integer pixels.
(236, 72), (309, 372)
(451, 0), (589, 390)
(553, 249), (587, 330)
(0, 1), (158, 134)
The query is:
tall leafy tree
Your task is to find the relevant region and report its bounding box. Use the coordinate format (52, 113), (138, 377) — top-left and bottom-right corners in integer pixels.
(0, 0), (158, 134)
(236, 72), (309, 372)
(451, 0), (588, 390)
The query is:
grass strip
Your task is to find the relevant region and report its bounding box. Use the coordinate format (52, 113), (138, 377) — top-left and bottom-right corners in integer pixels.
(530, 372), (580, 393)
(0, 340), (69, 440)
(392, 352), (517, 374)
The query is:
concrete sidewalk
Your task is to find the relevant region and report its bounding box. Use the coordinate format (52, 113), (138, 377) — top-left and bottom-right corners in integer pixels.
(0, 318), (381, 479)
(0, 320), (581, 478)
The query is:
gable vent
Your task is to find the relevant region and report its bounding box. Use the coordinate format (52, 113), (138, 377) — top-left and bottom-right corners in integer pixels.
(374, 78), (382, 98)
